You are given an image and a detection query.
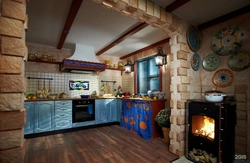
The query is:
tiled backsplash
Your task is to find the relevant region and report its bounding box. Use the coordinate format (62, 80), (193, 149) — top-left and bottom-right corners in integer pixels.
(25, 71), (122, 98)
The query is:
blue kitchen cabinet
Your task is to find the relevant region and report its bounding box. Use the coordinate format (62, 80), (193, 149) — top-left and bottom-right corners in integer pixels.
(95, 99), (109, 124)
(116, 99), (122, 122)
(95, 99), (119, 124)
(55, 100), (72, 130)
(109, 99), (118, 122)
(24, 102), (35, 134)
(34, 101), (55, 133)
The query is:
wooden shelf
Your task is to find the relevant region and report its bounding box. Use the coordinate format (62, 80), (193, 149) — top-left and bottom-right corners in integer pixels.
(105, 67), (125, 71)
(27, 59), (61, 64)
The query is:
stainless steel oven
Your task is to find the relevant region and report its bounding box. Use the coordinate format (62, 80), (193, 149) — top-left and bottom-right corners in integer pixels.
(72, 99), (95, 123)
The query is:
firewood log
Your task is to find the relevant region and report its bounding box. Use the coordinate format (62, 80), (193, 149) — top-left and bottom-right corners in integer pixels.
(209, 156), (217, 163)
(192, 148), (197, 154)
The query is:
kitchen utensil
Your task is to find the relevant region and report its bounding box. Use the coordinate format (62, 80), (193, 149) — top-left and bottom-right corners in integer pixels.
(212, 25), (245, 55)
(202, 53), (220, 71)
(212, 69), (234, 87)
(191, 52), (201, 71)
(47, 94), (57, 99)
(38, 80), (40, 90)
(48, 80), (51, 93)
(80, 95), (89, 98)
(203, 90), (226, 102)
(187, 26), (201, 52)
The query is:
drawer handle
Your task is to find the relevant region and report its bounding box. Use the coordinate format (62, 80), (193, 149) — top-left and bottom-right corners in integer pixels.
(59, 114), (65, 117)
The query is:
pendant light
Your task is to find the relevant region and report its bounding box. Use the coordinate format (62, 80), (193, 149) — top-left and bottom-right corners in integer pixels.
(154, 47), (167, 66)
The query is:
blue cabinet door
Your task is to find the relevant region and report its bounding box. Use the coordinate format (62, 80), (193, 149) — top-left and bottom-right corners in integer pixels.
(95, 99), (109, 124)
(55, 100), (72, 130)
(109, 99), (118, 122)
(24, 102), (35, 134)
(116, 99), (122, 122)
(34, 101), (55, 133)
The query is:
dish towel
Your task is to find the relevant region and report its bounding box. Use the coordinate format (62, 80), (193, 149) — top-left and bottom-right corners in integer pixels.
(88, 104), (93, 114)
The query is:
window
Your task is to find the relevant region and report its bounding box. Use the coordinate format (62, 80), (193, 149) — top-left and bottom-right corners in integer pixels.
(137, 56), (160, 95)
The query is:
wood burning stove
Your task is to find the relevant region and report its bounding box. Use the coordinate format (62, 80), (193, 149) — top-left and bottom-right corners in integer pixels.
(186, 99), (236, 163)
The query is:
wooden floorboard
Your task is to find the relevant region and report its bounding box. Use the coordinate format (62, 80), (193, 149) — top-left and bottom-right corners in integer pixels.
(24, 125), (178, 163)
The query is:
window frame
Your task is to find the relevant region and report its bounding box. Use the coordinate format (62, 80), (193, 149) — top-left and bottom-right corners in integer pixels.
(135, 56), (162, 95)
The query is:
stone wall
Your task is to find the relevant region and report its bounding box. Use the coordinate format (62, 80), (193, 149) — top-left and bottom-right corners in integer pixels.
(198, 12), (250, 157)
(0, 0), (27, 162)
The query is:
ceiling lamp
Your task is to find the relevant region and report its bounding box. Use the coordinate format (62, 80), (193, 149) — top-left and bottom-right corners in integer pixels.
(124, 58), (134, 74)
(154, 47), (167, 66)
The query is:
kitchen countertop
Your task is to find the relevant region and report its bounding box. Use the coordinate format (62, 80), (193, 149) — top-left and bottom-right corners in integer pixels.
(25, 97), (167, 102)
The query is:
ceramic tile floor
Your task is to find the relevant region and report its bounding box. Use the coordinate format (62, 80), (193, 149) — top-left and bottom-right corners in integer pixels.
(171, 156), (249, 163)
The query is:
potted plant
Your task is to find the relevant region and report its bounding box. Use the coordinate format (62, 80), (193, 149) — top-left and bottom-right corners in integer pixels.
(155, 108), (171, 144)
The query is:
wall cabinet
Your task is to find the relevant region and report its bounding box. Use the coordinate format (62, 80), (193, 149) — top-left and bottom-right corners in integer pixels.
(95, 99), (119, 124)
(55, 100), (72, 130)
(34, 101), (55, 133)
(24, 102), (35, 134)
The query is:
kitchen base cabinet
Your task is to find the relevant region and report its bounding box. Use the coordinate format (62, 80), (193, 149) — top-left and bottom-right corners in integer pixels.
(34, 101), (55, 133)
(24, 102), (35, 134)
(120, 99), (166, 139)
(116, 99), (122, 122)
(95, 99), (119, 124)
(55, 100), (72, 130)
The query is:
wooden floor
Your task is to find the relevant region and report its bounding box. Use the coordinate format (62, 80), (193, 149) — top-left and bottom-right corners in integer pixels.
(24, 125), (178, 163)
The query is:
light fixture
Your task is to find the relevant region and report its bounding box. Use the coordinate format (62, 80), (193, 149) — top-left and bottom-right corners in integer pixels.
(124, 58), (134, 74)
(154, 47), (167, 66)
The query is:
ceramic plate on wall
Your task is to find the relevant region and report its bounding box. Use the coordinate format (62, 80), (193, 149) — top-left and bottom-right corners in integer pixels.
(212, 69), (234, 87)
(187, 27), (201, 52)
(191, 52), (201, 71)
(212, 26), (245, 55)
(228, 51), (250, 71)
(203, 53), (221, 71)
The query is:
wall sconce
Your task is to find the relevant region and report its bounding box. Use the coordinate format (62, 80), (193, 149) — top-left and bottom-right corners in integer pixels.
(124, 58), (134, 74)
(154, 47), (167, 66)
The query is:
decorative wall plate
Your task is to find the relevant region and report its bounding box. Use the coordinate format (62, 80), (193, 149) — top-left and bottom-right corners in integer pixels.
(228, 51), (250, 71)
(187, 27), (201, 52)
(212, 26), (245, 55)
(203, 53), (221, 71)
(212, 69), (234, 87)
(191, 52), (201, 71)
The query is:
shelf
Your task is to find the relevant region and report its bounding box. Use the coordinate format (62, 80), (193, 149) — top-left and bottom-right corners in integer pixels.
(27, 59), (61, 64)
(105, 67), (124, 71)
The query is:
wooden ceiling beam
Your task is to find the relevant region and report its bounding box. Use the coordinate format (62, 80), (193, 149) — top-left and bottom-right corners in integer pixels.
(120, 38), (170, 59)
(96, 22), (148, 56)
(57, 0), (83, 49)
(165, 0), (191, 12)
(197, 5), (250, 30)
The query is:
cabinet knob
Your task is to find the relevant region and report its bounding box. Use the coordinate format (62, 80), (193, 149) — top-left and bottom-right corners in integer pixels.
(204, 108), (207, 110)
(200, 142), (203, 145)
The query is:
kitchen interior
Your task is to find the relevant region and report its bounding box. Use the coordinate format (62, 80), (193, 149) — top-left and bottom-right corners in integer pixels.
(0, 0), (250, 163)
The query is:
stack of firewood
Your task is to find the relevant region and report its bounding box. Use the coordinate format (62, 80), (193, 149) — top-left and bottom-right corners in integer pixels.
(189, 148), (217, 163)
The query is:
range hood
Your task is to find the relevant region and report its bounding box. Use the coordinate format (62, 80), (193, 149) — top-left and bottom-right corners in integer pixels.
(61, 44), (106, 73)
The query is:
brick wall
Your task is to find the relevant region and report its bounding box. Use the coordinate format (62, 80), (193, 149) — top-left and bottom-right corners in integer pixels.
(0, 0), (27, 162)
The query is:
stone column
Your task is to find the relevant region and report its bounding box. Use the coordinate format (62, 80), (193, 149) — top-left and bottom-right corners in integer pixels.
(169, 34), (192, 156)
(0, 0), (27, 162)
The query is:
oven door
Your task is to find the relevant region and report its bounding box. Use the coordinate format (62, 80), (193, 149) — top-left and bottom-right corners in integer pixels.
(72, 102), (95, 123)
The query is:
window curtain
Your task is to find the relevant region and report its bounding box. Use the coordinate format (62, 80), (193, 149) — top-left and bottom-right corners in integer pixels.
(120, 99), (153, 140)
